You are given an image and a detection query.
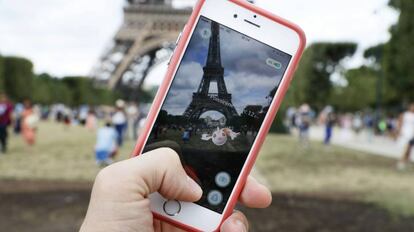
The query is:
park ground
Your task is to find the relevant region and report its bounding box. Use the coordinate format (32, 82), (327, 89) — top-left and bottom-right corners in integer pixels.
(0, 122), (414, 231)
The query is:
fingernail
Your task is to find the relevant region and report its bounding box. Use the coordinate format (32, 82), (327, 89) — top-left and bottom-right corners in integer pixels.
(187, 176), (203, 197)
(235, 219), (247, 232)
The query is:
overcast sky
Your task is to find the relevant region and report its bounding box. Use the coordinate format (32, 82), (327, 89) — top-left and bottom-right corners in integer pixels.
(162, 17), (291, 115)
(0, 0), (398, 82)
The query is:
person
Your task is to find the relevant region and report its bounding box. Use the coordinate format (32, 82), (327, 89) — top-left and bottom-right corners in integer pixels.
(81, 148), (271, 232)
(95, 121), (118, 166)
(182, 127), (191, 143)
(396, 103), (414, 170)
(13, 102), (24, 134)
(112, 100), (127, 146)
(352, 112), (363, 135)
(21, 99), (38, 146)
(324, 108), (336, 145)
(85, 110), (97, 131)
(126, 103), (139, 140)
(297, 103), (312, 147)
(0, 93), (13, 154)
(363, 112), (375, 142)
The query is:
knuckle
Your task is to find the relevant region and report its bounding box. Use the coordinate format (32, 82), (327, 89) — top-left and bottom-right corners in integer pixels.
(159, 147), (180, 163)
(95, 164), (117, 185)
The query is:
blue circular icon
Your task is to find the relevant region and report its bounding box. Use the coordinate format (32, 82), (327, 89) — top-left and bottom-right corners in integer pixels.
(215, 172), (231, 188)
(207, 190), (223, 206)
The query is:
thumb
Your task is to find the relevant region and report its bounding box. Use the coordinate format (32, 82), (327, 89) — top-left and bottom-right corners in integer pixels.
(103, 147), (203, 202)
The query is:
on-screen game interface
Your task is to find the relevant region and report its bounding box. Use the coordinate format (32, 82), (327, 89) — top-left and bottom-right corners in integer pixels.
(143, 16), (292, 213)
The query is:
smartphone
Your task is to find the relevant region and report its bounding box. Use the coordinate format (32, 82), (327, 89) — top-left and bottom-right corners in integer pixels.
(132, 0), (306, 231)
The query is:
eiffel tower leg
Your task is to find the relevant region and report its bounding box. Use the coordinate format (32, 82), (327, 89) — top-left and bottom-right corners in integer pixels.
(131, 50), (157, 102)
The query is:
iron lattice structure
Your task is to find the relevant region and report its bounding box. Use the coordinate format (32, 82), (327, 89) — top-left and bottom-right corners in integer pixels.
(183, 21), (238, 120)
(91, 0), (193, 101)
(91, 0), (254, 101)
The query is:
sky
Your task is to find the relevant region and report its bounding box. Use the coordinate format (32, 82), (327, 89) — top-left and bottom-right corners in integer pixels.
(0, 0), (398, 83)
(161, 17), (291, 115)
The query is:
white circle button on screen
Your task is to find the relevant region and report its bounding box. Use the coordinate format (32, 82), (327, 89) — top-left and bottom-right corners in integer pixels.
(207, 190), (223, 206)
(163, 200), (181, 216)
(215, 172), (231, 188)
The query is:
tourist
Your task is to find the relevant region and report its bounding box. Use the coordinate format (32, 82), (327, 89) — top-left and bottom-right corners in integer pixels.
(0, 93), (13, 154)
(85, 110), (97, 131)
(21, 99), (38, 146)
(81, 148), (271, 232)
(363, 112), (375, 142)
(396, 103), (414, 170)
(94, 121), (118, 166)
(182, 127), (191, 143)
(352, 112), (363, 135)
(126, 103), (139, 140)
(112, 99), (127, 146)
(13, 102), (24, 134)
(322, 106), (335, 145)
(297, 103), (312, 147)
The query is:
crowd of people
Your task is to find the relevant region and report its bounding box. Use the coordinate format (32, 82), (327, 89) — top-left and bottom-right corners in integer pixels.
(0, 94), (39, 151)
(0, 92), (150, 167)
(2, 91), (413, 170)
(285, 103), (414, 170)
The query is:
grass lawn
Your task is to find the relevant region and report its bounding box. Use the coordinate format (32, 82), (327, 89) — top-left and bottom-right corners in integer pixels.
(1, 121), (414, 217)
(0, 121), (134, 181)
(257, 135), (414, 216)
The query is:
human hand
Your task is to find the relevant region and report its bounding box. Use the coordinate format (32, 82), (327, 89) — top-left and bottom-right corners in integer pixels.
(80, 148), (272, 232)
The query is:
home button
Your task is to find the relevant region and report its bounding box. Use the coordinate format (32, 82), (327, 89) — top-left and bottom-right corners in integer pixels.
(163, 200), (181, 216)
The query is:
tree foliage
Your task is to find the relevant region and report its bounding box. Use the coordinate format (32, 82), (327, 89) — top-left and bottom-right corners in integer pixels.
(383, 0), (414, 103)
(285, 42), (357, 110)
(0, 55), (117, 106)
(0, 55), (4, 92)
(3, 56), (33, 101)
(331, 66), (378, 111)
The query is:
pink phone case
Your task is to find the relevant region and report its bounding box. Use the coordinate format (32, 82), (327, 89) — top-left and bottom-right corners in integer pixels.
(131, 0), (306, 231)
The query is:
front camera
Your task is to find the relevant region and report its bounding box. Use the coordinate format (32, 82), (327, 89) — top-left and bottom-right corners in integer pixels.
(233, 14), (238, 18)
(254, 15), (257, 18)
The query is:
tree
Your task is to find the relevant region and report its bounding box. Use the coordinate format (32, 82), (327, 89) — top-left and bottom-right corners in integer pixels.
(383, 0), (414, 103)
(331, 66), (378, 111)
(3, 57), (33, 101)
(0, 55), (4, 92)
(62, 76), (117, 106)
(286, 42), (357, 110)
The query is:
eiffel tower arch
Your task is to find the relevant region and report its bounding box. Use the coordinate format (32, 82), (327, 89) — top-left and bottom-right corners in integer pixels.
(183, 21), (239, 121)
(91, 0), (193, 101)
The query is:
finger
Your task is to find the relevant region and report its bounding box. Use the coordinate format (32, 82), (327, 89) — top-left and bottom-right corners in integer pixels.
(100, 147), (202, 202)
(153, 219), (186, 232)
(239, 176), (272, 208)
(220, 210), (248, 232)
(137, 148), (203, 201)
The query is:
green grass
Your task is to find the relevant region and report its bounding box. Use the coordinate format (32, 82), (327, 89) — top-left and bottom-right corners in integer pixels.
(1, 122), (413, 216)
(0, 121), (133, 181)
(257, 135), (414, 216)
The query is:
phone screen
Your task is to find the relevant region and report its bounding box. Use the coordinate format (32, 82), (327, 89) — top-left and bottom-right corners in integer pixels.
(143, 16), (292, 213)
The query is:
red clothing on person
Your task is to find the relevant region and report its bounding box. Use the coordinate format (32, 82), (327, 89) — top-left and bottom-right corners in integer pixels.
(0, 101), (13, 126)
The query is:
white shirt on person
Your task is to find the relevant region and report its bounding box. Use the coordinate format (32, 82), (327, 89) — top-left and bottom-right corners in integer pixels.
(112, 111), (126, 125)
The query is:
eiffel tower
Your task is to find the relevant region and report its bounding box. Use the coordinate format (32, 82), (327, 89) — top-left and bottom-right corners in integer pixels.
(91, 0), (192, 101)
(183, 21), (238, 120)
